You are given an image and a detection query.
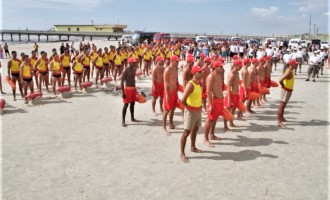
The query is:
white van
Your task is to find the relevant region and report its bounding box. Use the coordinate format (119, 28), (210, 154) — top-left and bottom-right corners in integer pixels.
(288, 38), (301, 49)
(196, 36), (208, 45)
(120, 35), (132, 43)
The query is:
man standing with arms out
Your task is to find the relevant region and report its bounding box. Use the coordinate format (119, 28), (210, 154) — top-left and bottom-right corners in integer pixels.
(163, 55), (180, 134)
(278, 59), (298, 128)
(121, 57), (140, 127)
(182, 57), (194, 87)
(201, 57), (211, 112)
(151, 56), (165, 115)
(60, 48), (72, 87)
(203, 61), (224, 147)
(237, 58), (251, 120)
(180, 65), (204, 163)
(8, 51), (23, 100)
(247, 58), (259, 112)
(224, 60), (243, 129)
(306, 50), (320, 82)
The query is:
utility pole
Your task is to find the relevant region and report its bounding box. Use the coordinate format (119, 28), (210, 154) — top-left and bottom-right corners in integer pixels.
(308, 13), (311, 40)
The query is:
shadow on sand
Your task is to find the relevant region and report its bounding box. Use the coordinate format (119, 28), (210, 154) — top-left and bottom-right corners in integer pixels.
(214, 135), (289, 147)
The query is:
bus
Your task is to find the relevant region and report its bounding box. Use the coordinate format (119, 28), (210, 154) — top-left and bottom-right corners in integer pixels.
(131, 32), (158, 45)
(153, 33), (171, 43)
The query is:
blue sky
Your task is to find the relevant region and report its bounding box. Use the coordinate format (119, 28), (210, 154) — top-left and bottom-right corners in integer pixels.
(1, 0), (329, 36)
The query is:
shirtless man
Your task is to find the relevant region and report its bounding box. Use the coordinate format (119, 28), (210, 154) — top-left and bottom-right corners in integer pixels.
(34, 51), (49, 92)
(203, 61), (224, 147)
(182, 57), (194, 87)
(7, 51), (23, 100)
(237, 58), (251, 119)
(163, 55), (180, 134)
(0, 61), (6, 94)
(263, 56), (272, 102)
(20, 55), (34, 104)
(224, 60), (243, 129)
(196, 53), (205, 67)
(278, 59), (298, 127)
(151, 56), (165, 115)
(247, 58), (259, 113)
(201, 57), (211, 112)
(257, 57), (266, 104)
(121, 57), (140, 127)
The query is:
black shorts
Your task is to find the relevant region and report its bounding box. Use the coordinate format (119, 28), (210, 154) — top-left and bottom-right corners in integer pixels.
(75, 72), (82, 76)
(5, 49), (9, 53)
(63, 67), (70, 71)
(11, 73), (19, 77)
(23, 78), (32, 83)
(52, 74), (61, 78)
(39, 71), (47, 75)
(83, 66), (90, 69)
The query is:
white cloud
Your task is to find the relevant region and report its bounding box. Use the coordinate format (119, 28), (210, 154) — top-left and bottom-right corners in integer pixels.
(291, 0), (328, 13)
(250, 6), (279, 18)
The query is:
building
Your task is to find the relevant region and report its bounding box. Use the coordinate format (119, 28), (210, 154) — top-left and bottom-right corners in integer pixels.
(53, 24), (127, 33)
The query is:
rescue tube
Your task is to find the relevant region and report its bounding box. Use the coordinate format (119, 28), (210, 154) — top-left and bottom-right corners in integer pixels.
(101, 77), (112, 83)
(25, 91), (42, 100)
(271, 80), (279, 87)
(248, 92), (260, 100)
(57, 85), (71, 93)
(222, 108), (234, 121)
(178, 84), (184, 93)
(237, 101), (246, 112)
(176, 100), (185, 111)
(136, 93), (146, 103)
(259, 87), (270, 94)
(81, 81), (93, 88)
(0, 99), (5, 109)
(5, 76), (16, 90)
(222, 84), (227, 91)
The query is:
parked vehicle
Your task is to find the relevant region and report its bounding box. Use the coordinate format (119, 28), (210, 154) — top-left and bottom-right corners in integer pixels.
(300, 40), (311, 48)
(131, 32), (157, 45)
(321, 41), (329, 49)
(170, 36), (185, 44)
(230, 36), (243, 45)
(153, 33), (171, 43)
(120, 35), (133, 43)
(196, 36), (208, 45)
(245, 39), (259, 47)
(310, 39), (321, 51)
(288, 38), (301, 49)
(214, 38), (228, 45)
(183, 38), (194, 45)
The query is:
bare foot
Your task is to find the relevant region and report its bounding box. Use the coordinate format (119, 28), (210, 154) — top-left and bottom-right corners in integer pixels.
(122, 122), (127, 127)
(237, 116), (244, 121)
(248, 110), (256, 114)
(169, 124), (176, 129)
(230, 123), (237, 127)
(160, 109), (164, 113)
(209, 135), (222, 140)
(13, 97), (17, 101)
(282, 118), (287, 122)
(181, 154), (189, 163)
(153, 111), (157, 116)
(163, 128), (170, 135)
(191, 147), (202, 153)
(131, 119), (141, 122)
(278, 122), (286, 128)
(224, 127), (231, 132)
(203, 140), (215, 148)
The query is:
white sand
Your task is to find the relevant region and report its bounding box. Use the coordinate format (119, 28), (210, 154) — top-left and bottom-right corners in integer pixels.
(1, 41), (329, 200)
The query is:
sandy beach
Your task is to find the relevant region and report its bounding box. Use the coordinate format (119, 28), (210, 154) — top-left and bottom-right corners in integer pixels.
(1, 40), (329, 200)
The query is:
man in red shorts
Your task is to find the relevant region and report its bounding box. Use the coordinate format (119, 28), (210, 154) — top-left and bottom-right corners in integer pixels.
(238, 58), (251, 119)
(203, 61), (224, 147)
(224, 59), (243, 129)
(163, 55), (180, 134)
(247, 58), (259, 113)
(263, 55), (272, 102)
(121, 57), (140, 127)
(201, 56), (211, 112)
(151, 56), (165, 115)
(258, 57), (267, 104)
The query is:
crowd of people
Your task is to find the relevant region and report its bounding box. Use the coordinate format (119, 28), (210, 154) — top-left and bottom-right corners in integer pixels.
(1, 40), (328, 163)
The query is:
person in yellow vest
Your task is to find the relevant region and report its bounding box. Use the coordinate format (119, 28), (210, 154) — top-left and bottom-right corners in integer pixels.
(180, 65), (204, 163)
(121, 47), (128, 69)
(34, 51), (49, 93)
(142, 46), (152, 76)
(137, 44), (144, 70)
(93, 48), (104, 87)
(49, 54), (62, 96)
(90, 45), (98, 79)
(82, 49), (91, 82)
(103, 47), (110, 77)
(60, 48), (72, 86)
(109, 46), (116, 77)
(72, 55), (83, 91)
(20, 55), (34, 104)
(278, 59), (298, 128)
(48, 48), (57, 85)
(34, 42), (39, 56)
(30, 50), (39, 87)
(164, 44), (172, 67)
(113, 47), (123, 82)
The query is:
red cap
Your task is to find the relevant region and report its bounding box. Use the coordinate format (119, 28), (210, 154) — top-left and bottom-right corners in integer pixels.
(266, 55), (272, 60)
(242, 58), (251, 64)
(211, 54), (218, 60)
(251, 58), (259, 63)
(218, 57), (225, 62)
(187, 57), (195, 63)
(259, 57), (266, 62)
(170, 55), (180, 61)
(204, 56), (211, 62)
(233, 55), (239, 59)
(200, 53), (205, 57)
(212, 61), (223, 68)
(127, 57), (137, 64)
(156, 56), (164, 62)
(191, 65), (204, 74)
(288, 59), (299, 65)
(234, 60), (243, 67)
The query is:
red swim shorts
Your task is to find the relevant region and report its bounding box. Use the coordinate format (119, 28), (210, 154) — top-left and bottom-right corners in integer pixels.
(239, 85), (251, 101)
(202, 86), (207, 99)
(163, 91), (178, 110)
(251, 82), (259, 93)
(259, 80), (265, 88)
(151, 82), (164, 98)
(224, 93), (239, 109)
(123, 86), (137, 103)
(207, 98), (224, 121)
(264, 76), (271, 88)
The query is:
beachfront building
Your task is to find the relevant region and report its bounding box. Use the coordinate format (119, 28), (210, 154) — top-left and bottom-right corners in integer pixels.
(53, 24), (127, 33)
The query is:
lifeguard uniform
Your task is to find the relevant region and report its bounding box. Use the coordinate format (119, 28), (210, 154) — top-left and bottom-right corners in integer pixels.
(239, 83), (251, 102)
(62, 54), (71, 70)
(37, 59), (47, 75)
(22, 64), (32, 83)
(95, 56), (103, 69)
(10, 59), (21, 77)
(52, 61), (61, 78)
(184, 80), (202, 131)
(123, 86), (137, 103)
(281, 69), (294, 104)
(114, 54), (122, 66)
(82, 55), (91, 68)
(163, 88), (178, 111)
(144, 51), (152, 62)
(30, 56), (38, 72)
(73, 61), (83, 75)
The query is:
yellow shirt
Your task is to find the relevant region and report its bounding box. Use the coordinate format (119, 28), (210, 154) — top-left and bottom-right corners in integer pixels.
(83, 55), (90, 67)
(52, 61), (61, 75)
(138, 48), (144, 56)
(102, 53), (109, 64)
(186, 80), (202, 108)
(144, 51), (152, 61)
(95, 56), (103, 68)
(114, 54), (122, 66)
(62, 55), (70, 68)
(283, 70), (294, 91)
(74, 61), (83, 73)
(109, 51), (114, 61)
(22, 64), (32, 78)
(10, 59), (20, 73)
(38, 59), (47, 72)
(30, 57), (38, 70)
(90, 51), (98, 61)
